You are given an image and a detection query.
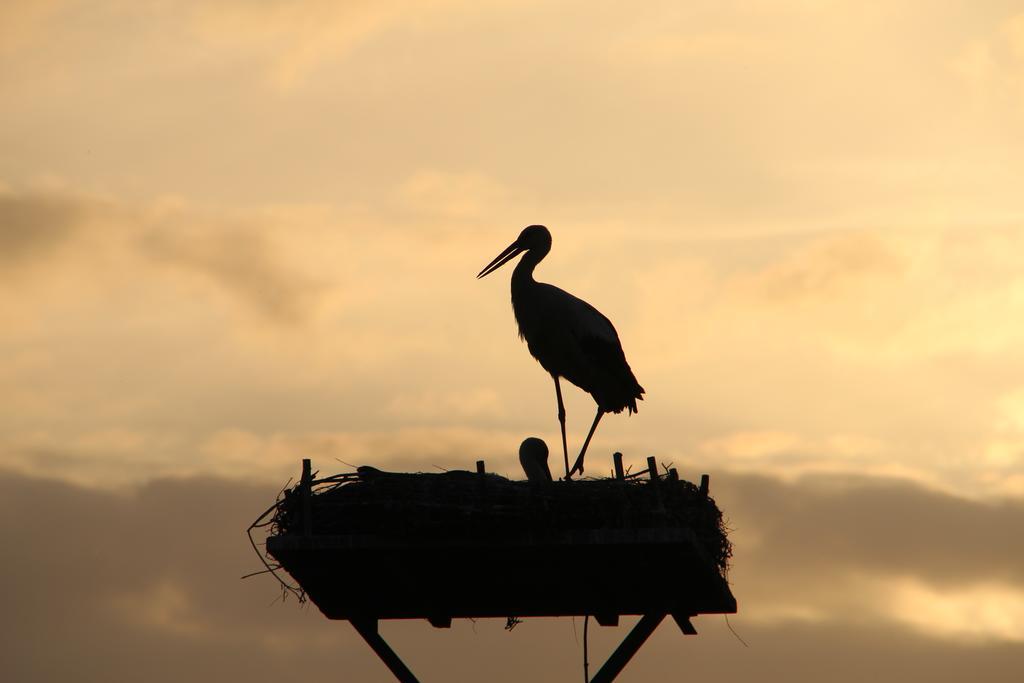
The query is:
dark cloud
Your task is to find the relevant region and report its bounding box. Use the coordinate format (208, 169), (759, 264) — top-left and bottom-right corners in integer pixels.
(138, 221), (326, 324)
(3, 468), (1023, 683)
(0, 193), (84, 268)
(0, 187), (325, 324)
(714, 472), (1024, 587)
(629, 618), (1024, 683)
(0, 472), (342, 683)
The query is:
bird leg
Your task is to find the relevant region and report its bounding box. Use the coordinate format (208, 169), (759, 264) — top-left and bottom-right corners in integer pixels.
(569, 407), (604, 478)
(553, 375), (570, 479)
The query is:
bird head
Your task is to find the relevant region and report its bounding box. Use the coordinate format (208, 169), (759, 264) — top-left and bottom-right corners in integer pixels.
(477, 225), (551, 278)
(518, 437), (552, 483)
(517, 224), (551, 249)
(519, 436), (548, 461)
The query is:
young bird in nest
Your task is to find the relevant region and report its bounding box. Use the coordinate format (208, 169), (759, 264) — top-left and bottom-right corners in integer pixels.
(519, 437), (552, 484)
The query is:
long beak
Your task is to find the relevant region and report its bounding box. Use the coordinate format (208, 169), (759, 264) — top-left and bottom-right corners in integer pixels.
(476, 241), (523, 279)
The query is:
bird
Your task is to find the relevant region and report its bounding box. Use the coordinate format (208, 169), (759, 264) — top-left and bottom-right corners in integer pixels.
(477, 225), (644, 479)
(518, 437), (553, 484)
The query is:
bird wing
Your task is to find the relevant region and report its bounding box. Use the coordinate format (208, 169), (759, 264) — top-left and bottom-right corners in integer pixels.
(529, 283), (643, 412)
(534, 283), (622, 347)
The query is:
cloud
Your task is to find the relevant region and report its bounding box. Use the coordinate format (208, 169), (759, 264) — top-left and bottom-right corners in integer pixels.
(196, 426), (530, 481)
(5, 188), (1024, 503)
(0, 472), (352, 682)
(4, 1), (1023, 236)
(608, 225), (1024, 499)
(3, 4), (1024, 677)
(138, 218), (327, 324)
(717, 472), (1024, 591)
(0, 187), (331, 325)
(0, 191), (89, 269)
(890, 579), (1024, 644)
(0, 423), (536, 490)
(110, 579), (209, 638)
(385, 387), (506, 421)
(0, 429), (187, 489)
(734, 231), (906, 305)
(951, 12), (1024, 112)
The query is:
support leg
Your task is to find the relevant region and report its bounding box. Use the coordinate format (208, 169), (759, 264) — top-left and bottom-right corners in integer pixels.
(553, 375), (570, 479)
(350, 619), (420, 683)
(568, 407), (604, 477)
(671, 613), (698, 635)
(590, 614), (667, 683)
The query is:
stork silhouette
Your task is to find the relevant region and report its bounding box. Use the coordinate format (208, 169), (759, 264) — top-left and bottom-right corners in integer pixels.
(477, 225), (643, 478)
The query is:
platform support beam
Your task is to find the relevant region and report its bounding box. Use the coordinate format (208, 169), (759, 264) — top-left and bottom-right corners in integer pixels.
(350, 619), (420, 683)
(590, 613), (666, 683)
(427, 616), (452, 628)
(671, 613), (698, 635)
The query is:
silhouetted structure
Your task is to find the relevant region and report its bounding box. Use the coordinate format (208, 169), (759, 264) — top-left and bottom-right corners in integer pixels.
(253, 454), (736, 682)
(477, 225), (644, 478)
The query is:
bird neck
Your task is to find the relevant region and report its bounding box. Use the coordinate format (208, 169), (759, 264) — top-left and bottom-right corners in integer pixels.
(512, 245), (548, 290)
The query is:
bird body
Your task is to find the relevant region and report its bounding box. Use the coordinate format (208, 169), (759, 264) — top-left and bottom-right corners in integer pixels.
(511, 266), (641, 416)
(478, 225), (643, 477)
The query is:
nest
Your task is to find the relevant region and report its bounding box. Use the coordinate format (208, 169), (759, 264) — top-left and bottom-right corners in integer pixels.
(266, 465), (732, 576)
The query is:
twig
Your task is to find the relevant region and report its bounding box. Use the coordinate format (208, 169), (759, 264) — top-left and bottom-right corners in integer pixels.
(240, 568), (278, 580)
(724, 614), (749, 647)
(246, 491), (304, 600)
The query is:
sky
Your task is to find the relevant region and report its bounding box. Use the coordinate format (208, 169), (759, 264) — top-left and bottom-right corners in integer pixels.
(3, 0), (1024, 680)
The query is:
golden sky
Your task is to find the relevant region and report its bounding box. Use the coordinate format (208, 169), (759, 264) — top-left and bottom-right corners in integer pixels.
(3, 1), (1024, 680)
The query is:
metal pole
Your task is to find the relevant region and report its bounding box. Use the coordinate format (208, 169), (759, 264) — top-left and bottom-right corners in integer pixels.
(590, 613), (666, 683)
(350, 619), (421, 683)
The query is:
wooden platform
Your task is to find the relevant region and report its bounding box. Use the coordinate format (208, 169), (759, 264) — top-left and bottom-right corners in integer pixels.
(257, 457), (737, 683)
(265, 454), (735, 623)
(268, 525), (735, 622)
